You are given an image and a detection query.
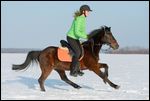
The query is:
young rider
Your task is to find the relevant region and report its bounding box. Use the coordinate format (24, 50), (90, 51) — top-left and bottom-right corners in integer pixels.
(67, 5), (92, 77)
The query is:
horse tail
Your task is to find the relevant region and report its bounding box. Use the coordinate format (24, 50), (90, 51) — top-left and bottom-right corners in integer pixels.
(12, 51), (41, 70)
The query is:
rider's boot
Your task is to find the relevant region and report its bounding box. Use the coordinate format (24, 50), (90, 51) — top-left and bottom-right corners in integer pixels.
(70, 57), (78, 77)
(77, 70), (84, 76)
(76, 62), (84, 76)
(70, 67), (78, 77)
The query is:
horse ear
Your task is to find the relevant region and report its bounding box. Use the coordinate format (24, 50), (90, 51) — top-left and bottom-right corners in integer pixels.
(109, 27), (111, 31)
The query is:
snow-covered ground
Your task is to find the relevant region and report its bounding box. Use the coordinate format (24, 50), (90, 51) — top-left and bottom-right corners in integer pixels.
(1, 53), (149, 100)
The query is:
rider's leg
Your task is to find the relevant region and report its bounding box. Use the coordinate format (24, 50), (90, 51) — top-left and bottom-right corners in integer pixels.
(76, 40), (84, 76)
(67, 36), (82, 77)
(70, 55), (80, 77)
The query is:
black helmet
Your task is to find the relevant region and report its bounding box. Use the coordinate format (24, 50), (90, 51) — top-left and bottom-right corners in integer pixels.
(80, 5), (92, 12)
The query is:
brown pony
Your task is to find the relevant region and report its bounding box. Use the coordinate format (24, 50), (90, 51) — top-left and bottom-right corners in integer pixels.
(12, 25), (120, 91)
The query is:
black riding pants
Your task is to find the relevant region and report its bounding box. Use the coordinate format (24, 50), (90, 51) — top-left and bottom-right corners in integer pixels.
(67, 36), (82, 71)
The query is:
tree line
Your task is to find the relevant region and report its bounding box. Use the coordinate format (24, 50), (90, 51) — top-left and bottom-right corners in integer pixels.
(1, 47), (149, 54)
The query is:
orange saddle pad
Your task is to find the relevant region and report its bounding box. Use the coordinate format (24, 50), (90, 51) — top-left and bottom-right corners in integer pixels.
(57, 47), (83, 62)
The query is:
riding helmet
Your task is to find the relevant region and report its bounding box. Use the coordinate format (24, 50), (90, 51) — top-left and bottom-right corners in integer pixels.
(80, 5), (92, 12)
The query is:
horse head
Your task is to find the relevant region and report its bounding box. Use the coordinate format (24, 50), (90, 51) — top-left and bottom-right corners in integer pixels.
(88, 25), (119, 50)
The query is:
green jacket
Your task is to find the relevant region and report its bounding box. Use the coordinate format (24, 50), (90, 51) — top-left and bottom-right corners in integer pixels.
(67, 15), (88, 40)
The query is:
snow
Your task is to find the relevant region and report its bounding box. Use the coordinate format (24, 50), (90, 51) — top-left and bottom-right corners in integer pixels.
(1, 53), (149, 100)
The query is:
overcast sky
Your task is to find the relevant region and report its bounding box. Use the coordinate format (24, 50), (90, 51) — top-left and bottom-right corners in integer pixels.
(1, 1), (149, 49)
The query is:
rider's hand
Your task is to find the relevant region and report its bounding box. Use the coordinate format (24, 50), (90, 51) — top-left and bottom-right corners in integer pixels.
(87, 34), (90, 39)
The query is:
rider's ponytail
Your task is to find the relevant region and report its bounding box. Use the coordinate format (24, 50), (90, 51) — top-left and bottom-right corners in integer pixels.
(73, 10), (82, 18)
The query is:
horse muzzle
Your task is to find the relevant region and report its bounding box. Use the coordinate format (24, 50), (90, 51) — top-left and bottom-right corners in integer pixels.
(110, 41), (119, 50)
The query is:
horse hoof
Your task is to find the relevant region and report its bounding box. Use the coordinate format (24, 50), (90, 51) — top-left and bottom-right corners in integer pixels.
(76, 86), (82, 89)
(115, 85), (120, 89)
(41, 89), (46, 92)
(74, 85), (81, 89)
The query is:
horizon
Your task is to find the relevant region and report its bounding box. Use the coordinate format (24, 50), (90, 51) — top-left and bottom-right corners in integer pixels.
(1, 45), (149, 49)
(1, 1), (149, 49)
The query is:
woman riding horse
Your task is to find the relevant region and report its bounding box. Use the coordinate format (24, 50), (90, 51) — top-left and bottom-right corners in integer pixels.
(12, 25), (120, 91)
(67, 5), (92, 77)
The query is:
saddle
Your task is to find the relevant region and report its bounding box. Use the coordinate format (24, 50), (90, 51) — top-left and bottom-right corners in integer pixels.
(57, 40), (84, 62)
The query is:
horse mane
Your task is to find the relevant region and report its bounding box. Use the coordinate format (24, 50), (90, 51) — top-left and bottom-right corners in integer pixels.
(82, 26), (108, 59)
(88, 25), (107, 40)
(88, 29), (101, 39)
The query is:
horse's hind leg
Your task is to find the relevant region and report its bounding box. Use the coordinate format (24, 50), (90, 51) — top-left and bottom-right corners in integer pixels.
(38, 64), (53, 91)
(55, 69), (81, 89)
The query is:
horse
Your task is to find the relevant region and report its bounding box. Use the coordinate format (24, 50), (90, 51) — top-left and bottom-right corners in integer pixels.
(12, 25), (120, 91)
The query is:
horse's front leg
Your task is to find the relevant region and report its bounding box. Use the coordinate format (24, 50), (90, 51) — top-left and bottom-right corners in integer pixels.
(98, 63), (109, 77)
(91, 65), (120, 89)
